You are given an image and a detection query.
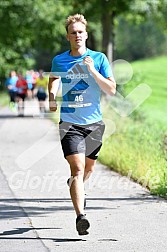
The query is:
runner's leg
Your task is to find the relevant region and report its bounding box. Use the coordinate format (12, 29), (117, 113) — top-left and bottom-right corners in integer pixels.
(66, 153), (85, 216)
(84, 157), (96, 182)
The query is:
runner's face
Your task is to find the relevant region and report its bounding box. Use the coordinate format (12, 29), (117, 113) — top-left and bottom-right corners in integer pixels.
(66, 22), (88, 49)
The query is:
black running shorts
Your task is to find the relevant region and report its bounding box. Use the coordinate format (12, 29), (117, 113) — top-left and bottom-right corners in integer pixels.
(59, 120), (105, 160)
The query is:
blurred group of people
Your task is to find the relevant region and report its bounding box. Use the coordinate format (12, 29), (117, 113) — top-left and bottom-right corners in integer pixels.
(5, 70), (48, 117)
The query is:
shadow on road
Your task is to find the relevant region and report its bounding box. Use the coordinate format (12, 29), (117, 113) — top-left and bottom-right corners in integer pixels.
(0, 195), (161, 220)
(0, 234), (118, 243)
(0, 236), (87, 242)
(0, 227), (62, 236)
(0, 115), (34, 119)
(0, 201), (113, 220)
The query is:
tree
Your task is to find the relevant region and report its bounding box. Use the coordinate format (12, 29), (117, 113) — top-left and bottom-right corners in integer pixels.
(66, 0), (134, 62)
(115, 15), (167, 61)
(0, 0), (166, 80)
(100, 0), (134, 63)
(0, 0), (72, 77)
(67, 0), (167, 62)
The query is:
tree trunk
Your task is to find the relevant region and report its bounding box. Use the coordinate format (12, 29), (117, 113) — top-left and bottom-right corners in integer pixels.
(101, 11), (115, 63)
(87, 30), (97, 51)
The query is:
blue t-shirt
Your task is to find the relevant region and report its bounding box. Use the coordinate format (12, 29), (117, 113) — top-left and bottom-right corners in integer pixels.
(51, 48), (113, 125)
(25, 75), (33, 90)
(5, 76), (18, 92)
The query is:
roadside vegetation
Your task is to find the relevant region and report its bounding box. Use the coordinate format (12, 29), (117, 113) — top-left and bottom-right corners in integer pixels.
(0, 91), (9, 107)
(99, 56), (167, 197)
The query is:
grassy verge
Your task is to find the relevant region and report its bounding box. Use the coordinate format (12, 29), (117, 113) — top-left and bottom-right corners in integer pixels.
(0, 91), (9, 107)
(99, 56), (167, 197)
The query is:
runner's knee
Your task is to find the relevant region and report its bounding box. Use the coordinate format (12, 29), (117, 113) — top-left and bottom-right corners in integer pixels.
(85, 164), (94, 174)
(71, 166), (84, 177)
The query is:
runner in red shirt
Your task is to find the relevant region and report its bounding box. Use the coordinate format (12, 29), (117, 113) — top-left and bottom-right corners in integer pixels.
(16, 73), (28, 116)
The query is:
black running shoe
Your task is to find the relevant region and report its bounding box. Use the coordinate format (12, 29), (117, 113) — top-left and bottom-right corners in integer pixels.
(67, 178), (87, 209)
(67, 178), (70, 186)
(76, 214), (90, 235)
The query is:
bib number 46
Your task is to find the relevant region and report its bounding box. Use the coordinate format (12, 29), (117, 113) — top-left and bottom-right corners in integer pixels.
(74, 95), (83, 102)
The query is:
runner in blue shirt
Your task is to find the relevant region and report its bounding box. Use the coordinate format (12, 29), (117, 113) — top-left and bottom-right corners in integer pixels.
(48, 14), (116, 235)
(5, 70), (18, 111)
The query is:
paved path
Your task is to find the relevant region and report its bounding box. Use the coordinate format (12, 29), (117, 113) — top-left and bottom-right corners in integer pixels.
(0, 101), (167, 252)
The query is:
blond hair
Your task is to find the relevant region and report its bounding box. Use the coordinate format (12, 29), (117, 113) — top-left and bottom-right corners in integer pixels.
(65, 14), (87, 32)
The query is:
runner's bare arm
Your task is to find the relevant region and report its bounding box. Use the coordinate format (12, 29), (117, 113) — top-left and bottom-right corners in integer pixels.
(48, 76), (60, 112)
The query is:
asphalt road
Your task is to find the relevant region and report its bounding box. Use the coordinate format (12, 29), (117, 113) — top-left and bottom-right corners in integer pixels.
(0, 101), (167, 252)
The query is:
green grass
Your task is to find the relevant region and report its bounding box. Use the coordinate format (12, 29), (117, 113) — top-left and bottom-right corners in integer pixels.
(0, 91), (9, 107)
(125, 56), (167, 126)
(99, 56), (167, 197)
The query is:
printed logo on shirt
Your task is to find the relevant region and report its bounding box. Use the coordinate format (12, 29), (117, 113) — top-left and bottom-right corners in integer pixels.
(66, 63), (89, 80)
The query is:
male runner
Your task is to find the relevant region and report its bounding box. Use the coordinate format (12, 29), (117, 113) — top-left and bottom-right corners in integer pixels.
(48, 13), (116, 235)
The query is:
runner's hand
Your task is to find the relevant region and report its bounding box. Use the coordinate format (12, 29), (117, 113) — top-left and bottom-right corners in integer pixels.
(49, 100), (57, 112)
(83, 56), (95, 72)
